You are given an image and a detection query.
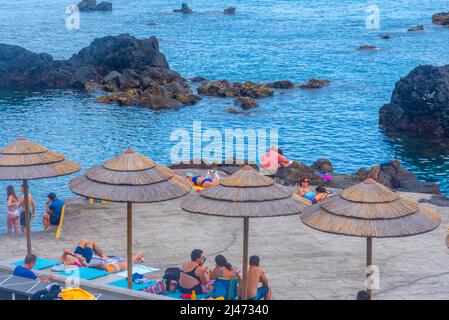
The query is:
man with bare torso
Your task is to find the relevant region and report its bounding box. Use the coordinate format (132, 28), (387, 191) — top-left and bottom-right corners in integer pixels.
(238, 255), (271, 300)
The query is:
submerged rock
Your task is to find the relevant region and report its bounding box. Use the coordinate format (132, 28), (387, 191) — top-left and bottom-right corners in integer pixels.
(0, 34), (200, 109)
(380, 34), (391, 40)
(408, 25), (424, 32)
(266, 80), (294, 89)
(190, 76), (207, 83)
(357, 45), (380, 51)
(174, 3), (192, 14)
(379, 64), (449, 143)
(299, 78), (331, 89)
(78, 0), (112, 11)
(197, 80), (273, 98)
(235, 96), (258, 109)
(224, 7), (236, 14)
(432, 12), (449, 27)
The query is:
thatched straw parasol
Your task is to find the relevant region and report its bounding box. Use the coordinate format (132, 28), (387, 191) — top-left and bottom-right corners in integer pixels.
(0, 136), (81, 254)
(69, 149), (191, 289)
(301, 178), (441, 299)
(181, 165), (307, 299)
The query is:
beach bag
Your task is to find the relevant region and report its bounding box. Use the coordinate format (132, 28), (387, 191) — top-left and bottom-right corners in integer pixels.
(144, 280), (166, 295)
(32, 284), (62, 300)
(163, 267), (181, 284)
(60, 288), (96, 300)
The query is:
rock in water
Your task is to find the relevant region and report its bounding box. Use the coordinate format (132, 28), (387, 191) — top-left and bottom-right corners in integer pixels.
(190, 76), (207, 82)
(432, 12), (449, 27)
(224, 7), (236, 14)
(174, 3), (192, 14)
(235, 96), (259, 109)
(96, 1), (112, 11)
(0, 34), (201, 110)
(197, 80), (273, 98)
(78, 0), (97, 11)
(379, 64), (449, 142)
(266, 80), (294, 89)
(299, 78), (330, 89)
(408, 25), (424, 32)
(357, 45), (380, 51)
(78, 0), (112, 11)
(356, 160), (441, 194)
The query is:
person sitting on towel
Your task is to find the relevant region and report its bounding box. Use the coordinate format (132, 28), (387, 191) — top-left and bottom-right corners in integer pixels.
(179, 249), (210, 294)
(186, 170), (220, 188)
(60, 239), (144, 273)
(237, 255), (271, 300)
(13, 253), (53, 282)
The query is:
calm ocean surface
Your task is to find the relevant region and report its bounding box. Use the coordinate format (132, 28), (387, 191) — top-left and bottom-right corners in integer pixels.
(0, 0), (448, 232)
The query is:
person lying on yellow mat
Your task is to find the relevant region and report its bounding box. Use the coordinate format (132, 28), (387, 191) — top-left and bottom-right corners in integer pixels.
(186, 170), (220, 189)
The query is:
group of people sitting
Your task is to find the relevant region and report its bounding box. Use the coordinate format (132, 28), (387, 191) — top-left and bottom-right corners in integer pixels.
(178, 249), (271, 300)
(295, 177), (328, 204)
(6, 185), (65, 234)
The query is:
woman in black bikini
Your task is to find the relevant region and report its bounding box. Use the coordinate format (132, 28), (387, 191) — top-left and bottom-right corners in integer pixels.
(178, 249), (210, 294)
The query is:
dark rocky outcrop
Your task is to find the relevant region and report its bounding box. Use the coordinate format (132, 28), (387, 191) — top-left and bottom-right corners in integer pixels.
(311, 159), (333, 173)
(408, 25), (424, 32)
(379, 64), (449, 142)
(234, 96), (258, 109)
(380, 35), (391, 40)
(197, 80), (273, 98)
(78, 0), (112, 11)
(432, 12), (449, 27)
(357, 45), (380, 51)
(356, 160), (440, 194)
(0, 34), (200, 109)
(299, 78), (331, 89)
(224, 7), (236, 14)
(174, 3), (192, 14)
(266, 80), (294, 89)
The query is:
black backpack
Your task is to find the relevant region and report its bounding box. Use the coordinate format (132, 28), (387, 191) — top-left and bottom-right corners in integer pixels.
(31, 284), (62, 300)
(163, 267), (181, 288)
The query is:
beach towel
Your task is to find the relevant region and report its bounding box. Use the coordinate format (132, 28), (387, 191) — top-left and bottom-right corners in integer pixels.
(12, 258), (60, 270)
(108, 279), (156, 291)
(164, 290), (212, 300)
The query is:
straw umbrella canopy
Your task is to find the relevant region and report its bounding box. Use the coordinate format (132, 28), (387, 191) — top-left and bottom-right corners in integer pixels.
(301, 178), (441, 299)
(69, 149), (191, 289)
(0, 136), (81, 254)
(181, 165), (307, 299)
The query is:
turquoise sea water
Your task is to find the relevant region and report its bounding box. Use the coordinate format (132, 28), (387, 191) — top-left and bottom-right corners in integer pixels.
(0, 0), (448, 232)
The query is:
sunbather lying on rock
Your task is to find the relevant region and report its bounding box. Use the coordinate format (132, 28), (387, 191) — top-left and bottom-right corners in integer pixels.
(60, 239), (144, 273)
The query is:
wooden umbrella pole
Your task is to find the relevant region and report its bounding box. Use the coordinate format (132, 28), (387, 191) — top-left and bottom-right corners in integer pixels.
(127, 202), (133, 290)
(242, 217), (249, 300)
(366, 237), (373, 300)
(23, 179), (32, 255)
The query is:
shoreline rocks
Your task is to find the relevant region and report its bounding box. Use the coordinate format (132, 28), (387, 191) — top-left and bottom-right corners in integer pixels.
(299, 78), (331, 89)
(78, 0), (112, 11)
(432, 12), (449, 27)
(266, 80), (294, 89)
(0, 34), (201, 109)
(170, 158), (440, 194)
(234, 96), (258, 109)
(379, 64), (449, 143)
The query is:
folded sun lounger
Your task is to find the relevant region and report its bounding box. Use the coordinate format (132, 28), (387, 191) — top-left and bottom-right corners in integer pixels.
(12, 258), (60, 270)
(58, 267), (110, 280)
(108, 279), (156, 291)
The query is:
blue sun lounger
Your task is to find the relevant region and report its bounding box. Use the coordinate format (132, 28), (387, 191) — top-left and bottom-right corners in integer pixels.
(12, 258), (60, 270)
(58, 267), (110, 280)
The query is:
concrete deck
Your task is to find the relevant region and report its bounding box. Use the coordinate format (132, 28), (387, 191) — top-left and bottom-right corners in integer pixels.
(0, 171), (448, 300)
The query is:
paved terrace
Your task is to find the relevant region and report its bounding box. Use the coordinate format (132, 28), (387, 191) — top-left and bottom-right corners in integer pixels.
(0, 169), (448, 300)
